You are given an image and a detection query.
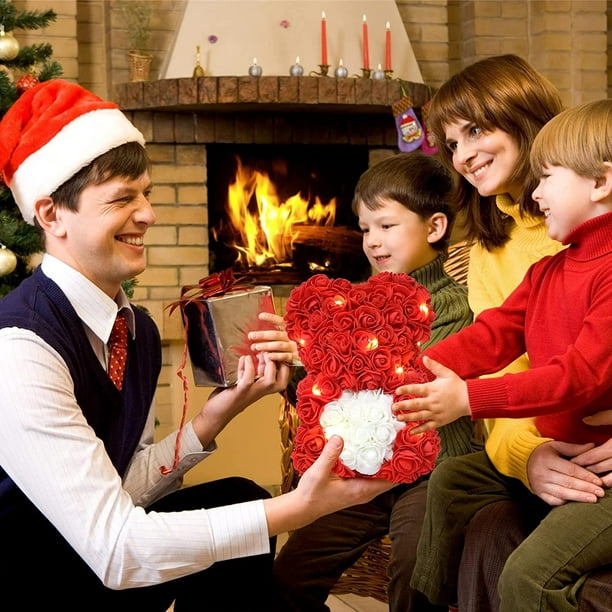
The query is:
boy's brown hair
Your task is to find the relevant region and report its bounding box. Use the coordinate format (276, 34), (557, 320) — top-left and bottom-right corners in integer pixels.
(352, 152), (454, 252)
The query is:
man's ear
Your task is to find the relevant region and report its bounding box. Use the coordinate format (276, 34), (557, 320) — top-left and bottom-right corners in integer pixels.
(592, 162), (612, 202)
(426, 212), (448, 244)
(33, 197), (66, 237)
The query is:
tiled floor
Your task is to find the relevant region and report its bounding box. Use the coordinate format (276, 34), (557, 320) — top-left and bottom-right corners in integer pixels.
(326, 593), (387, 611)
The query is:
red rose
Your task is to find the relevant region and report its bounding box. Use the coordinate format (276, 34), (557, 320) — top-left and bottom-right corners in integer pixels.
(354, 305), (385, 330)
(295, 375), (326, 425)
(292, 425), (326, 473)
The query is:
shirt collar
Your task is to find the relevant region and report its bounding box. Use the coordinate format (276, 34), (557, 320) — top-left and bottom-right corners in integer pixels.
(40, 254), (134, 343)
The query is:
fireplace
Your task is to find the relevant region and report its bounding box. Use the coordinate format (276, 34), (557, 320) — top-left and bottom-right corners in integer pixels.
(113, 76), (430, 297)
(207, 143), (370, 284)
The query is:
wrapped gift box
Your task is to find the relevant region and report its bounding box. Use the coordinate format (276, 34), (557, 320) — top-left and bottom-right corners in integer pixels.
(182, 285), (276, 387)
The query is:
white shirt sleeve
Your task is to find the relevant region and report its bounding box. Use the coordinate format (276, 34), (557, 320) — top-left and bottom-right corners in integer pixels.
(0, 327), (270, 589)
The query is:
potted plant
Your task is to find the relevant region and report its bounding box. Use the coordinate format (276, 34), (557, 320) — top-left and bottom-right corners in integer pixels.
(119, 0), (153, 82)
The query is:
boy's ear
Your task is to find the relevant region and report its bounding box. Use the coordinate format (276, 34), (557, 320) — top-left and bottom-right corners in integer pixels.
(592, 162), (612, 201)
(33, 197), (67, 237)
(427, 212), (448, 244)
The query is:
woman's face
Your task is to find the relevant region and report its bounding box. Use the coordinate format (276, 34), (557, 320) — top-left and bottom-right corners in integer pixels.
(444, 119), (523, 201)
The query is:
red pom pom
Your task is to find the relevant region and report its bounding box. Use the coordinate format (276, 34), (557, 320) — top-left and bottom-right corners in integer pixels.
(16, 73), (39, 94)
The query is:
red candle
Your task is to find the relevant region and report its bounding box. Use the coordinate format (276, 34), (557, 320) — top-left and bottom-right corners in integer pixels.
(321, 11), (328, 66)
(362, 14), (370, 69)
(385, 21), (392, 71)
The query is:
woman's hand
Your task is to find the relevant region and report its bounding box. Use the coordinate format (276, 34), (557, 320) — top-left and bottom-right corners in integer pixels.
(527, 440), (606, 505)
(570, 437), (612, 488)
(393, 356), (470, 434)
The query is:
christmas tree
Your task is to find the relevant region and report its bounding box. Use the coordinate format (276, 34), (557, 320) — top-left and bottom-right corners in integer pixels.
(0, 0), (62, 296)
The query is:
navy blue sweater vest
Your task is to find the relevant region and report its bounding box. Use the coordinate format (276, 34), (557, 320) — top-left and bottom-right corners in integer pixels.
(0, 267), (161, 523)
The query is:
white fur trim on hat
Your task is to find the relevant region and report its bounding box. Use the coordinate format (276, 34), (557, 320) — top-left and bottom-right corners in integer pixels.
(10, 108), (145, 225)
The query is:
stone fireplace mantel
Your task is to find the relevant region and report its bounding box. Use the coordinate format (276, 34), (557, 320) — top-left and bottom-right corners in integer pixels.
(113, 76), (430, 115)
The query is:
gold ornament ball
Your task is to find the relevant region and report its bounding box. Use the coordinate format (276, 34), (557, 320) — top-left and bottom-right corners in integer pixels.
(0, 245), (18, 277)
(0, 29), (20, 61)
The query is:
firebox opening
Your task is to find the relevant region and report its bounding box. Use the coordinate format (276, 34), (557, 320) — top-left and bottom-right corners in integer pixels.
(207, 144), (371, 285)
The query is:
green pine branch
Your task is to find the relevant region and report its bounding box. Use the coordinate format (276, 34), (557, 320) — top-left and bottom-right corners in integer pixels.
(0, 1), (61, 297)
(0, 1), (56, 32)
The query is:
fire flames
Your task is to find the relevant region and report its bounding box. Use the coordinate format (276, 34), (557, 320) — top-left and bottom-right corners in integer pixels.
(214, 157), (337, 270)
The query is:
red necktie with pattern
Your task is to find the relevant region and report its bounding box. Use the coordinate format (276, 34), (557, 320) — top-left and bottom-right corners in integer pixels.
(108, 313), (128, 390)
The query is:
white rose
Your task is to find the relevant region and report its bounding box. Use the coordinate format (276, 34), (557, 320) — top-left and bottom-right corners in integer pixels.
(320, 389), (404, 475)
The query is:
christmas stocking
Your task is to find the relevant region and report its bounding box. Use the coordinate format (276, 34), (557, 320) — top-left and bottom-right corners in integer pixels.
(392, 95), (424, 152)
(420, 100), (439, 155)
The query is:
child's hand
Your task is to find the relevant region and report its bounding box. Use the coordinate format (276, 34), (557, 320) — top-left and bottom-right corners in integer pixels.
(392, 356), (470, 434)
(249, 312), (301, 365)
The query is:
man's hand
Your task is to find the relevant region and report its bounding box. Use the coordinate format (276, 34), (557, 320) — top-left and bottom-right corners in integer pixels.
(527, 441), (605, 505)
(263, 435), (395, 536)
(191, 355), (290, 448)
(393, 356), (470, 434)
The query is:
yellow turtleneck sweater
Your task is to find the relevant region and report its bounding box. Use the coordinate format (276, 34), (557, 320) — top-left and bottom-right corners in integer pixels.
(469, 194), (565, 487)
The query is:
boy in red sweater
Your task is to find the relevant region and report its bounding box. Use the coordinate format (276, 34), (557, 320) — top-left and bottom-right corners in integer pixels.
(395, 98), (612, 446)
(399, 98), (612, 611)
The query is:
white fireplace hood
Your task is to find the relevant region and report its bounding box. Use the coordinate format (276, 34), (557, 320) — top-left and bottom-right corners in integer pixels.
(162, 0), (423, 83)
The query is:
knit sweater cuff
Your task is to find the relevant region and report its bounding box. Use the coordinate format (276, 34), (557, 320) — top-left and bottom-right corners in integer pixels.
(492, 431), (551, 488)
(467, 377), (508, 417)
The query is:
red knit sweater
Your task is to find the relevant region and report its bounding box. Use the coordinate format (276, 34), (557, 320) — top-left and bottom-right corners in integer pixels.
(425, 212), (612, 445)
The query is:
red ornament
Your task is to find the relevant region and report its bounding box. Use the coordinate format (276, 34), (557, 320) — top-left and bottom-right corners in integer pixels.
(16, 73), (39, 94)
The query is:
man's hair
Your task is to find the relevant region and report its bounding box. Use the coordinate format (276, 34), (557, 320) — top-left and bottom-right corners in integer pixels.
(50, 141), (150, 211)
(352, 151), (454, 252)
(531, 99), (612, 179)
(427, 54), (564, 249)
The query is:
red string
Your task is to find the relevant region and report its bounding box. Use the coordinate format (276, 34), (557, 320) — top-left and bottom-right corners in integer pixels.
(160, 268), (251, 475)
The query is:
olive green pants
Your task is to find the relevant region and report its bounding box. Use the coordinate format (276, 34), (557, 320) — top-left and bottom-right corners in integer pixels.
(410, 451), (612, 612)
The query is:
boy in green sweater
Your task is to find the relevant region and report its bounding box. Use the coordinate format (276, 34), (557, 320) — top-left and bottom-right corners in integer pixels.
(250, 152), (475, 611)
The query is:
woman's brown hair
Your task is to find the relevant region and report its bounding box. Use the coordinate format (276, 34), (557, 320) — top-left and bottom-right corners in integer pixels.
(428, 54), (563, 250)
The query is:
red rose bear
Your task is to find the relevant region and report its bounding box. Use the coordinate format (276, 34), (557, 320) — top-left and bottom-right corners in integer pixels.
(284, 272), (441, 484)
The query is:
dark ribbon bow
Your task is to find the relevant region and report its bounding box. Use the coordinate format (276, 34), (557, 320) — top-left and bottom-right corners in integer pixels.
(167, 268), (251, 316)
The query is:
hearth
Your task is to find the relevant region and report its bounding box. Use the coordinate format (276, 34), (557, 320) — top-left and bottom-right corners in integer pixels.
(207, 144), (370, 284)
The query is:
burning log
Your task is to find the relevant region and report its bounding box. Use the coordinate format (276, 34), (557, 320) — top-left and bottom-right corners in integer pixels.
(291, 224), (366, 278)
(291, 224), (363, 255)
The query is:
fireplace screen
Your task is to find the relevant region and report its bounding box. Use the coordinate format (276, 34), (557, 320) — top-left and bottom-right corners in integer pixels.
(207, 144), (370, 284)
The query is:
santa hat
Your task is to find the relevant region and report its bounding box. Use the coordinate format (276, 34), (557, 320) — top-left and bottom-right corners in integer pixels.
(0, 79), (145, 225)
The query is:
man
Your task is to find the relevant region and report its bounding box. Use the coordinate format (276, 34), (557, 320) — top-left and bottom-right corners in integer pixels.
(0, 79), (391, 611)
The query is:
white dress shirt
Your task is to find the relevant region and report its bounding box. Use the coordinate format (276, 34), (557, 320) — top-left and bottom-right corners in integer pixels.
(0, 254), (269, 588)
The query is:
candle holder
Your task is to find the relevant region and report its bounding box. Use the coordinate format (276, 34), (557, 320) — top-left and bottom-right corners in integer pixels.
(192, 45), (205, 78)
(361, 68), (371, 79)
(335, 65), (349, 78)
(384, 69), (394, 80)
(290, 61), (304, 77)
(371, 67), (385, 80)
(248, 63), (263, 77)
(310, 65), (330, 77)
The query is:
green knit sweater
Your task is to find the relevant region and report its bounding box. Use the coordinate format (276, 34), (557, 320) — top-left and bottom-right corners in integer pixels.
(411, 255), (475, 463)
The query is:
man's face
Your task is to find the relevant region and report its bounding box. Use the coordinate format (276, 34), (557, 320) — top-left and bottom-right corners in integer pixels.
(48, 171), (155, 298)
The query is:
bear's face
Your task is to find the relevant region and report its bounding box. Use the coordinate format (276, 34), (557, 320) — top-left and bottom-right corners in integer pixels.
(285, 272), (441, 483)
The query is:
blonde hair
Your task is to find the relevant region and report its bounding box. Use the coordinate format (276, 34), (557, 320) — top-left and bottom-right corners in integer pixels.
(530, 99), (612, 180)
(428, 54), (563, 249)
